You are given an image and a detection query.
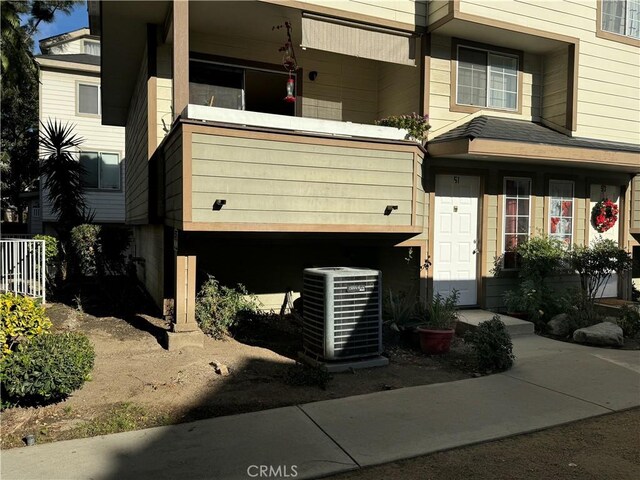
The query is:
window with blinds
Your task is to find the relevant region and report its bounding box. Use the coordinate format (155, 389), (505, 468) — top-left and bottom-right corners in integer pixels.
(457, 46), (518, 111)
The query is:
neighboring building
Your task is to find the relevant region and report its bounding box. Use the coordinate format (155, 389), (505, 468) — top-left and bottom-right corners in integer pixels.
(33, 28), (125, 234)
(88, 1), (639, 339)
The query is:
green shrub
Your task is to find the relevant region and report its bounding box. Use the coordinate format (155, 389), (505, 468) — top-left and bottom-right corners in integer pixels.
(465, 315), (515, 373)
(375, 113), (431, 141)
(617, 305), (640, 339)
(33, 234), (59, 264)
(69, 225), (132, 277)
(1, 332), (95, 406)
(0, 293), (52, 357)
(383, 289), (419, 331)
(497, 235), (568, 327)
(568, 239), (632, 306)
(195, 275), (260, 339)
(70, 224), (102, 276)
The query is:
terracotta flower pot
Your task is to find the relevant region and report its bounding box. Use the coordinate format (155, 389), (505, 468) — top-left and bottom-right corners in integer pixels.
(416, 327), (455, 354)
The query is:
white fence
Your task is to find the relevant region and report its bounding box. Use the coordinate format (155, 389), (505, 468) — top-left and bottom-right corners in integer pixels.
(0, 239), (46, 303)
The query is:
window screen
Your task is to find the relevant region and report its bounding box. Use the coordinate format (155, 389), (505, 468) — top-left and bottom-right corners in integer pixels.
(78, 84), (99, 114)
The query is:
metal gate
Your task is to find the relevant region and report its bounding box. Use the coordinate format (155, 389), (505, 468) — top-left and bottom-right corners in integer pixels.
(0, 239), (46, 302)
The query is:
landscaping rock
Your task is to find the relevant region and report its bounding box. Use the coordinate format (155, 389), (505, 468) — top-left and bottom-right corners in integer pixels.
(547, 314), (572, 336)
(212, 362), (230, 376)
(572, 322), (623, 347)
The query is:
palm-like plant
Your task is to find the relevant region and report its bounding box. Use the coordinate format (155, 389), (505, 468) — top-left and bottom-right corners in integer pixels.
(40, 119), (87, 232)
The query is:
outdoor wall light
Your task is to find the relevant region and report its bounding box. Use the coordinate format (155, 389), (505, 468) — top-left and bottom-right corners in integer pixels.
(384, 205), (398, 216)
(213, 199), (226, 211)
(309, 71), (318, 81)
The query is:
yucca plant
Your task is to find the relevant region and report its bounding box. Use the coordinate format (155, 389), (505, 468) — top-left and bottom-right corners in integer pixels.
(39, 119), (86, 233)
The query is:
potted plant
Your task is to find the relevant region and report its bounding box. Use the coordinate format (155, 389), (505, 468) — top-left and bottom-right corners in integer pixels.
(415, 290), (459, 354)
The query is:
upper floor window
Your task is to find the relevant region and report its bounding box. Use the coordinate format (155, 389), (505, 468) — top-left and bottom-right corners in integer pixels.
(457, 46), (518, 111)
(602, 0), (640, 39)
(80, 151), (120, 190)
(78, 83), (100, 115)
(83, 40), (100, 56)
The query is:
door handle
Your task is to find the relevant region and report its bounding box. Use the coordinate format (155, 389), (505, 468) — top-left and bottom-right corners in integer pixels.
(472, 248), (481, 255)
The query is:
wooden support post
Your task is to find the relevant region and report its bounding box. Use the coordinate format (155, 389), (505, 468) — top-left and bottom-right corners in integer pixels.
(172, 0), (189, 120)
(173, 254), (198, 332)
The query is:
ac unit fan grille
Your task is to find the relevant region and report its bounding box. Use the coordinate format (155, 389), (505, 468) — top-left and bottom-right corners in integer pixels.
(303, 271), (381, 360)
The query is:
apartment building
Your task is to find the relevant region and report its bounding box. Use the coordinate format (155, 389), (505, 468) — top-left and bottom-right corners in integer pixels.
(88, 1), (639, 340)
(34, 28), (125, 234)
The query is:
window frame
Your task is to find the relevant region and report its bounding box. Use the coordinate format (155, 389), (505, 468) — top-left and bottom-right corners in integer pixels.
(78, 149), (122, 192)
(502, 176), (532, 271)
(76, 81), (101, 117)
(548, 179), (575, 247)
(451, 38), (524, 115)
(597, 0), (640, 47)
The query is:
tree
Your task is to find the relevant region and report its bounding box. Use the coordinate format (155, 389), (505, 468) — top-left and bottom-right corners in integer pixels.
(0, 1), (81, 221)
(39, 119), (87, 233)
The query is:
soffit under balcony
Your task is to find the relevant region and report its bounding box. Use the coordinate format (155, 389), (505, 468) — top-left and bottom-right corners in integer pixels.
(431, 17), (576, 54)
(92, 1), (169, 126)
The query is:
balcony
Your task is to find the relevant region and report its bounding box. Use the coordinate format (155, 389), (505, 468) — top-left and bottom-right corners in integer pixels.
(153, 106), (426, 234)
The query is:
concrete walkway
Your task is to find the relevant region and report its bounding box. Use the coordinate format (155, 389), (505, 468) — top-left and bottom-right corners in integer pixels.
(2, 335), (639, 480)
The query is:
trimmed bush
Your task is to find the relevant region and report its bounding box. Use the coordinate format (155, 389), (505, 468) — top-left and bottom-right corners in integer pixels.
(0, 293), (52, 357)
(195, 275), (260, 339)
(465, 315), (515, 373)
(617, 305), (640, 339)
(70, 224), (102, 276)
(33, 234), (59, 264)
(1, 332), (95, 406)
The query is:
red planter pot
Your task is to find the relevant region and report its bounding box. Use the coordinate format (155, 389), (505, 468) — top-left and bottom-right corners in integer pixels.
(416, 327), (455, 355)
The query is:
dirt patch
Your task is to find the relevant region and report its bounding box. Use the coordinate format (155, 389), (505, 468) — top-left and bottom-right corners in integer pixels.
(1, 303), (472, 449)
(329, 409), (640, 480)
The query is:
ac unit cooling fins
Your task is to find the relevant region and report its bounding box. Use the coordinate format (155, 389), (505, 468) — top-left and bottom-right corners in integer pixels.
(302, 267), (383, 361)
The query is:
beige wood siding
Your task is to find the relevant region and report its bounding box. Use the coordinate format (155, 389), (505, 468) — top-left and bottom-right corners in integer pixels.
(377, 60), (421, 119)
(133, 224), (164, 308)
(428, 0), (450, 25)
(164, 132), (183, 225)
(190, 133), (418, 226)
(292, 0), (427, 27)
(124, 53), (149, 224)
(39, 68), (125, 223)
(47, 38), (85, 54)
(428, 34), (542, 136)
(457, 0), (640, 143)
(542, 46), (569, 130)
(632, 175), (640, 233)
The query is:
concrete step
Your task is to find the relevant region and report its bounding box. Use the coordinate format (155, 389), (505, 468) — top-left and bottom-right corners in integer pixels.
(457, 309), (535, 337)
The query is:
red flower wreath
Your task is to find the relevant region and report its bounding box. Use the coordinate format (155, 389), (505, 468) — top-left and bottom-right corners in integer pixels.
(592, 198), (618, 233)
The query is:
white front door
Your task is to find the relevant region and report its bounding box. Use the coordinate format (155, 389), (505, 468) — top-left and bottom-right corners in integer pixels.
(589, 184), (620, 298)
(433, 175), (480, 306)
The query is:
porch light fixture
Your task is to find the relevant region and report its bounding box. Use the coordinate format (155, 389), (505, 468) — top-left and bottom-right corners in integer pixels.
(384, 205), (398, 216)
(212, 199), (226, 211)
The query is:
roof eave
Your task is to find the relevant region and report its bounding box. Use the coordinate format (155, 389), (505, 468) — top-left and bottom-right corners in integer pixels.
(428, 138), (640, 173)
